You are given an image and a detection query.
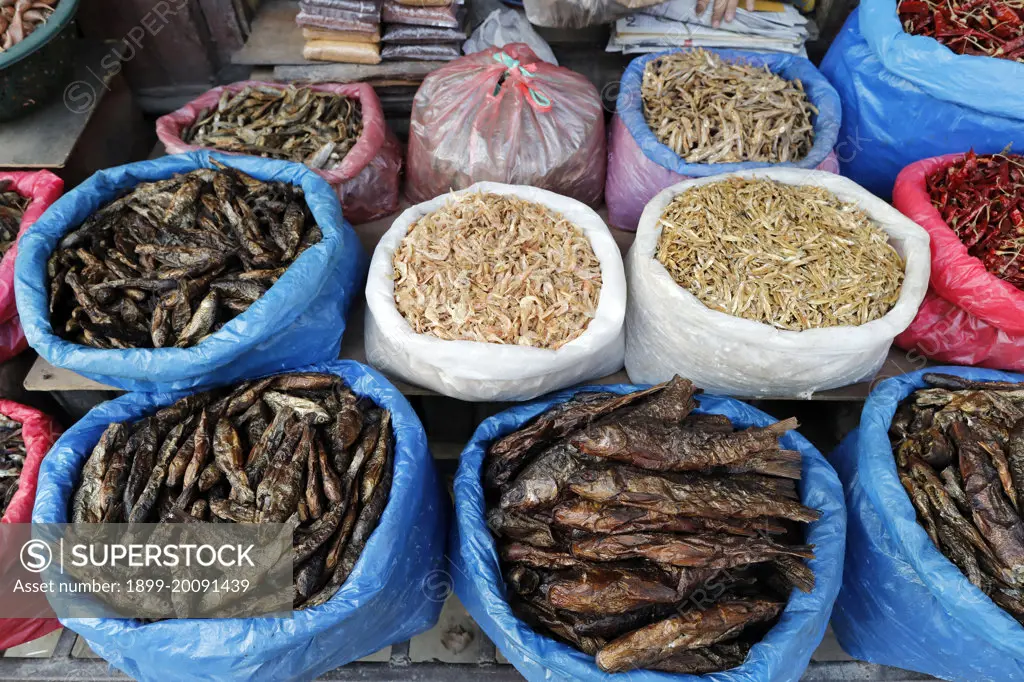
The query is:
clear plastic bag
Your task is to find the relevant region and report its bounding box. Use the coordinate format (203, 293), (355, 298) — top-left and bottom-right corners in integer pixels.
(382, 0), (462, 27)
(624, 169), (932, 398)
(463, 8), (558, 65)
(523, 0), (667, 28)
(364, 182), (626, 402)
(298, 0), (380, 20)
(382, 24), (466, 42)
(406, 44), (606, 206)
(157, 81), (401, 224)
(381, 42), (460, 60)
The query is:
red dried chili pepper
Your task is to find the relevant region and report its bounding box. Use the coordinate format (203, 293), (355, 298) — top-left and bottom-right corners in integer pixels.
(898, 0), (1024, 62)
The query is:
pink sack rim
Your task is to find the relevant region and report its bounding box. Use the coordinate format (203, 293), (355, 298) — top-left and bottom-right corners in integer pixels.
(0, 171), (64, 325)
(156, 80), (387, 187)
(893, 152), (1024, 335)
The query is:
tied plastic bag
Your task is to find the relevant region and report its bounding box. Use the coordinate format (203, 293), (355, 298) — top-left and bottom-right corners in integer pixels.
(364, 182), (626, 402)
(406, 44), (606, 207)
(452, 384), (846, 682)
(0, 399), (62, 650)
(606, 49), (842, 232)
(0, 170), (63, 364)
(523, 0), (668, 28)
(624, 169), (931, 398)
(820, 3), (1024, 200)
(31, 361), (447, 682)
(156, 81), (402, 224)
(15, 152), (367, 393)
(891, 153), (1024, 371)
(829, 367), (1024, 681)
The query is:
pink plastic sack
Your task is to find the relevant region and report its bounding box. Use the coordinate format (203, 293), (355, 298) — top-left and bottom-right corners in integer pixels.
(0, 399), (63, 650)
(891, 152), (1024, 370)
(0, 171), (63, 363)
(406, 44), (606, 207)
(606, 115), (840, 231)
(156, 81), (402, 224)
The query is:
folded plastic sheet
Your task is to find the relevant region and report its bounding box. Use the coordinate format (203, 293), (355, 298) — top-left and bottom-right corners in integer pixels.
(820, 2), (1024, 200)
(15, 151), (367, 392)
(156, 81), (401, 224)
(452, 384), (846, 682)
(31, 361), (447, 682)
(523, 0), (668, 28)
(0, 170), (63, 363)
(0, 399), (62, 650)
(606, 48), (841, 231)
(829, 367), (1024, 681)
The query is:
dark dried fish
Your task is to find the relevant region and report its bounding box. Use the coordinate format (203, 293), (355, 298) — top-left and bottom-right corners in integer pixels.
(571, 532), (814, 570)
(0, 180), (29, 257)
(0, 415), (28, 516)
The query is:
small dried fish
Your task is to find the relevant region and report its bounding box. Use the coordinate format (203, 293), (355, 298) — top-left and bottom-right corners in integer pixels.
(656, 177), (905, 331)
(642, 49), (816, 164)
(0, 415), (26, 515)
(392, 192), (602, 350)
(48, 166), (320, 349)
(0, 179), (28, 257)
(0, 0), (58, 52)
(181, 85), (363, 171)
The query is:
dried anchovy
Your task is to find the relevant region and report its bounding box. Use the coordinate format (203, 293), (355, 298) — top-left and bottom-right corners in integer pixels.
(0, 0), (58, 52)
(892, 373), (1024, 623)
(182, 85), (363, 171)
(642, 49), (816, 165)
(0, 414), (26, 515)
(70, 372), (392, 611)
(0, 179), (28, 258)
(656, 177), (905, 331)
(48, 165), (321, 349)
(392, 192), (602, 350)
(484, 376), (819, 674)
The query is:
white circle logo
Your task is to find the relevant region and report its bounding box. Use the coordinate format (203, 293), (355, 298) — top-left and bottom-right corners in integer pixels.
(20, 540), (52, 573)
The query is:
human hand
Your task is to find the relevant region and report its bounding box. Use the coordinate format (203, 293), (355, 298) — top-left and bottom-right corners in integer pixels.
(696, 0), (756, 27)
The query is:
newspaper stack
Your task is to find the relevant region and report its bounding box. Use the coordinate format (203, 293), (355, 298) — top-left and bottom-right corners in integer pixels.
(298, 0), (383, 64)
(381, 0), (468, 62)
(607, 0), (810, 56)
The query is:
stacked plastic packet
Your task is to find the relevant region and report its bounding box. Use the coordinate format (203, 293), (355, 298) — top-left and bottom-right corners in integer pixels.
(298, 0), (384, 64)
(607, 0), (810, 56)
(381, 0), (468, 62)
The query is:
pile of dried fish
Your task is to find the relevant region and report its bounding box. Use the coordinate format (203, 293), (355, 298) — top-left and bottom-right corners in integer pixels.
(48, 165), (320, 349)
(641, 49), (816, 164)
(181, 86), (363, 171)
(70, 372), (393, 610)
(0, 179), (28, 258)
(891, 372), (1024, 623)
(656, 177), (905, 331)
(484, 376), (821, 674)
(0, 0), (58, 52)
(392, 193), (603, 350)
(0, 415), (26, 515)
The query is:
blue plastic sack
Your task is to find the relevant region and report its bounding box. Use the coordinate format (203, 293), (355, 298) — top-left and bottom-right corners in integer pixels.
(452, 384), (846, 681)
(819, 3), (1024, 200)
(32, 360), (447, 682)
(606, 48), (842, 231)
(829, 366), (1024, 681)
(14, 151), (367, 392)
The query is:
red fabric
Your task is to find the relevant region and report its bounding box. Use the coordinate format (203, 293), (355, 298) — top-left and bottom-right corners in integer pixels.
(0, 171), (63, 363)
(0, 400), (63, 650)
(156, 81), (402, 224)
(892, 153), (1024, 369)
(405, 44), (607, 207)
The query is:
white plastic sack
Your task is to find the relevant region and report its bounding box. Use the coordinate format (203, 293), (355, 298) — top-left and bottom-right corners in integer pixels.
(464, 9), (559, 66)
(365, 182), (626, 402)
(625, 169), (931, 398)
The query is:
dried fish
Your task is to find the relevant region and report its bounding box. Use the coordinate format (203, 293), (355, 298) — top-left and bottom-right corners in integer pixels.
(656, 177), (905, 331)
(182, 86), (363, 171)
(0, 0), (58, 52)
(48, 166), (319, 349)
(484, 378), (819, 674)
(392, 192), (602, 350)
(0, 179), (28, 257)
(68, 372), (392, 610)
(642, 49), (815, 164)
(0, 415), (26, 515)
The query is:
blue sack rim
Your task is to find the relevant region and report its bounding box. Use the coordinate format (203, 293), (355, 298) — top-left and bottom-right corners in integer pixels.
(857, 0), (1024, 119)
(858, 366), (1024, 656)
(32, 360), (428, 650)
(15, 151), (358, 384)
(454, 382), (846, 681)
(616, 48), (842, 177)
